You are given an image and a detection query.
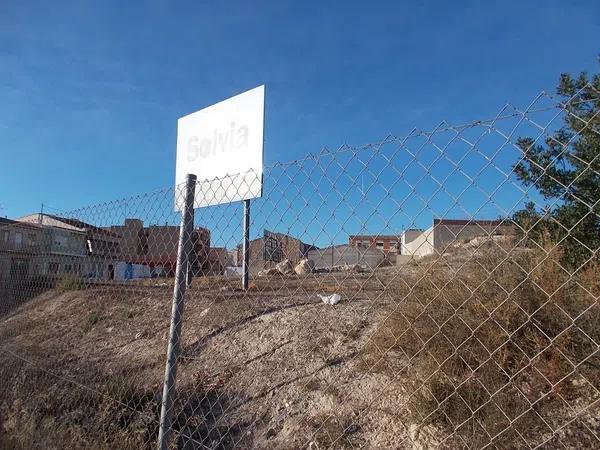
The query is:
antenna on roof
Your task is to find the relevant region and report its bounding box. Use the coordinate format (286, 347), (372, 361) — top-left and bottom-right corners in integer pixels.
(39, 203), (44, 225)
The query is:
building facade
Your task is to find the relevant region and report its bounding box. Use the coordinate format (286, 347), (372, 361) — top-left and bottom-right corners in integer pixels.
(237, 229), (314, 275)
(107, 218), (210, 277)
(0, 218), (47, 282)
(308, 244), (386, 269)
(206, 247), (229, 275)
(400, 218), (515, 258)
(0, 216), (93, 312)
(19, 213), (118, 280)
(348, 235), (400, 254)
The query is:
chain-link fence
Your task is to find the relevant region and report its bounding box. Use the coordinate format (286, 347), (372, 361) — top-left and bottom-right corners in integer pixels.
(1, 85), (599, 449)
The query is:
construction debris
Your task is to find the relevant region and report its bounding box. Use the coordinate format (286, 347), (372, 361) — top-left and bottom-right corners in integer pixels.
(294, 259), (315, 275)
(257, 267), (280, 277)
(275, 259), (294, 275)
(317, 293), (342, 305)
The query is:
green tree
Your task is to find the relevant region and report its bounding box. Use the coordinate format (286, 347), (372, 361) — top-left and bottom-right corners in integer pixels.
(513, 64), (600, 269)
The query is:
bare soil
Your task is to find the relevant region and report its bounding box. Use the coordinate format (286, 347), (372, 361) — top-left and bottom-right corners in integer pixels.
(1, 243), (599, 449)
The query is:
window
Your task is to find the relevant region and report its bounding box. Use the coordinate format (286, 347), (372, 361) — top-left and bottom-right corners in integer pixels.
(64, 264), (72, 273)
(376, 241), (384, 249)
(14, 232), (23, 248)
(28, 233), (37, 245)
(48, 262), (59, 274)
(1, 230), (8, 243)
(10, 258), (28, 277)
(54, 234), (67, 247)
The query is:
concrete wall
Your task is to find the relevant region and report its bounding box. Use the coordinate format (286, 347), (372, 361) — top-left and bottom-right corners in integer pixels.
(308, 245), (386, 269)
(400, 230), (424, 254)
(433, 221), (514, 253)
(402, 227), (435, 257)
(400, 219), (514, 258)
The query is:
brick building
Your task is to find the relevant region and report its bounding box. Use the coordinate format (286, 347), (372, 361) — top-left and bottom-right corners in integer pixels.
(348, 234), (400, 254)
(107, 219), (211, 276)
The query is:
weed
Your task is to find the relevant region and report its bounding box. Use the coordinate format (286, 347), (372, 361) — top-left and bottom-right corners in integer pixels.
(366, 241), (600, 448)
(309, 413), (362, 449)
(82, 311), (103, 332)
(56, 275), (85, 293)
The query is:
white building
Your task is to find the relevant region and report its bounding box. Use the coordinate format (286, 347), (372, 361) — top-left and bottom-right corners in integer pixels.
(400, 219), (514, 258)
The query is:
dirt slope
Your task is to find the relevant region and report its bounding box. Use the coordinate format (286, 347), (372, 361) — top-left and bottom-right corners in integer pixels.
(1, 271), (419, 449)
(1, 243), (599, 449)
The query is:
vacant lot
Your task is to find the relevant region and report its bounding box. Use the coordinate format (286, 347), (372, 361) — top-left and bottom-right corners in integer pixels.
(1, 240), (599, 449)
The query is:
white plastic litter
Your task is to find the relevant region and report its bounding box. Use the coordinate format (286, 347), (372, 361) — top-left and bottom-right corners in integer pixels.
(317, 293), (342, 305)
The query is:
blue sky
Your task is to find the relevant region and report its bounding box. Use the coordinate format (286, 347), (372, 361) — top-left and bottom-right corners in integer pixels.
(1, 1), (599, 246)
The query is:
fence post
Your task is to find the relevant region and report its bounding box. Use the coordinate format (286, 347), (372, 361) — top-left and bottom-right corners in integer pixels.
(242, 199), (250, 289)
(186, 251), (194, 288)
(157, 173), (196, 450)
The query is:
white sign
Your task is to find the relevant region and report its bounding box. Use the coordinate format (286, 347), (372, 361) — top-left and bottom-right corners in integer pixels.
(175, 85), (265, 209)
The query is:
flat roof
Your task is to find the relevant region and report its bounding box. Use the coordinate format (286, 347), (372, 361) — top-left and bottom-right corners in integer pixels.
(433, 218), (507, 226)
(349, 235), (399, 239)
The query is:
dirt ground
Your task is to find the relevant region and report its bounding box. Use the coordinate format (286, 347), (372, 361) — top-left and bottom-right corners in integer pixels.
(0, 268), (422, 449)
(1, 247), (599, 449)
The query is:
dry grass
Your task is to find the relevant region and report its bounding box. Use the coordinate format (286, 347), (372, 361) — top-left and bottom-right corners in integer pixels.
(56, 274), (86, 293)
(0, 362), (158, 450)
(365, 241), (600, 448)
(308, 413), (363, 449)
(0, 358), (242, 450)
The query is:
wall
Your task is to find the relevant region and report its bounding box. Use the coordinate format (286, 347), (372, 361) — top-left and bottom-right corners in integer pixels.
(206, 248), (228, 275)
(400, 219), (515, 258)
(48, 228), (87, 257)
(243, 232), (309, 274)
(400, 230), (424, 255)
(348, 235), (400, 254)
(0, 219), (87, 281)
(308, 245), (386, 269)
(433, 220), (514, 253)
(113, 218), (143, 257)
(19, 214), (116, 280)
(108, 219), (210, 276)
(402, 227), (435, 257)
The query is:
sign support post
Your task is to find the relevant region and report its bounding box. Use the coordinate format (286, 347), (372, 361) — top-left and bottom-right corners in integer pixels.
(242, 199), (250, 289)
(158, 173), (196, 450)
(163, 85), (264, 449)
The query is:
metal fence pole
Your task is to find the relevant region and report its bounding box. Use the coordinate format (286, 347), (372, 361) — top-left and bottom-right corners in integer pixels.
(242, 200), (250, 290)
(157, 173), (196, 450)
(242, 199), (251, 289)
(186, 252), (194, 288)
